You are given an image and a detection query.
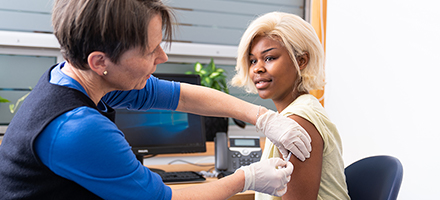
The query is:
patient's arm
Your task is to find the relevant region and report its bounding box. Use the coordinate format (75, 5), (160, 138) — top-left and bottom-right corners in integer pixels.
(282, 114), (323, 200)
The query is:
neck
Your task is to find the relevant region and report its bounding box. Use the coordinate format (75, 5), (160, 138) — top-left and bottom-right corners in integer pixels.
(61, 62), (109, 105)
(273, 91), (308, 113)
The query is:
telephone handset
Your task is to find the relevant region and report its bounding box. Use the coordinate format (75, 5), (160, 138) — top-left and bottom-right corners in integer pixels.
(214, 132), (262, 173)
(215, 132), (229, 171)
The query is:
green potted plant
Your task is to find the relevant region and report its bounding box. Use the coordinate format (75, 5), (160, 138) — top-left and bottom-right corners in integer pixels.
(0, 89), (31, 114)
(1, 89), (32, 134)
(186, 58), (229, 94)
(185, 58), (244, 141)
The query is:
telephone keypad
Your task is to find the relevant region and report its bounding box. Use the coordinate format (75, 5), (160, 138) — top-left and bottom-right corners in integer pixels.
(230, 151), (261, 170)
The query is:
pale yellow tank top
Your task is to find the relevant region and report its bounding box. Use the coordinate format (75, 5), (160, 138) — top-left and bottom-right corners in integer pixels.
(255, 94), (350, 200)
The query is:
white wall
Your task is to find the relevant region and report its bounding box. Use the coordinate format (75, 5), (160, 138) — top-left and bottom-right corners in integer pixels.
(325, 1), (440, 199)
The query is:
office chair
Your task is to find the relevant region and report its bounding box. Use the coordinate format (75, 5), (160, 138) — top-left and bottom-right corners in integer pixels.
(344, 155), (403, 200)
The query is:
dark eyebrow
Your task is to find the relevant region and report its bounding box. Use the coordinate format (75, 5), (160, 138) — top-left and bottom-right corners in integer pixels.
(249, 47), (277, 56)
(262, 47), (276, 54)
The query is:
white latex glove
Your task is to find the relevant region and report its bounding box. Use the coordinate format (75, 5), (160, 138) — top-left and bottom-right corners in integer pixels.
(238, 158), (293, 197)
(256, 110), (312, 161)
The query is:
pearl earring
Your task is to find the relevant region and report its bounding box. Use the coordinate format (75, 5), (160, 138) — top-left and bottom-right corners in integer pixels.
(103, 71), (108, 76)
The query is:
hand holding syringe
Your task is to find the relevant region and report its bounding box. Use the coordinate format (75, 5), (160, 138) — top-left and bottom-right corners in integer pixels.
(278, 152), (293, 169)
(286, 152), (292, 162)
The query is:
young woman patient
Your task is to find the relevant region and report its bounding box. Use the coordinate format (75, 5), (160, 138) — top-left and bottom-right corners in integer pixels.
(231, 12), (350, 200)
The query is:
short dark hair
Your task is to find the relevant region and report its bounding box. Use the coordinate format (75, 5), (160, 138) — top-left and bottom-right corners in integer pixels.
(52, 0), (174, 70)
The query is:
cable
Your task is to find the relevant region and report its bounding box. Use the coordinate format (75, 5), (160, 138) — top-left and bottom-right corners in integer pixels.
(167, 159), (215, 167)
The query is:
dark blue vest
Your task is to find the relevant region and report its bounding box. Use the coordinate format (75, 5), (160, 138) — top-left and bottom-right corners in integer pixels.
(0, 65), (115, 199)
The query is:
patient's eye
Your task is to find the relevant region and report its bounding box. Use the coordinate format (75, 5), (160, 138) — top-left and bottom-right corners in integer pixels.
(265, 56), (275, 62)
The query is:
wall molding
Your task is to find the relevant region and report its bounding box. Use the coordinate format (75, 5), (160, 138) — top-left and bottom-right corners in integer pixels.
(0, 30), (238, 65)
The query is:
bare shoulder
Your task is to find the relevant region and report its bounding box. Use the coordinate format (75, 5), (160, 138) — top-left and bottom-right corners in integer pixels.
(282, 114), (323, 200)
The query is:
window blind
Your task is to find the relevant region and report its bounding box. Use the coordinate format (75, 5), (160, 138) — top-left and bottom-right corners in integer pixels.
(0, 0), (306, 125)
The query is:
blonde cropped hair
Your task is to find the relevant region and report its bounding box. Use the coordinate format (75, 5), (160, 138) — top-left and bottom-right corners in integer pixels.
(231, 12), (325, 94)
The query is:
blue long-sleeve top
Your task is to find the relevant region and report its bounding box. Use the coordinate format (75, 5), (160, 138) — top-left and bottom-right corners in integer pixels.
(34, 62), (179, 199)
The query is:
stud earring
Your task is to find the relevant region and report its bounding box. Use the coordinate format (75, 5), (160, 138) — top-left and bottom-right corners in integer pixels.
(103, 71), (108, 76)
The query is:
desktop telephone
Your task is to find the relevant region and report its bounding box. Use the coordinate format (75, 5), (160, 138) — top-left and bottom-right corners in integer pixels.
(214, 132), (262, 174)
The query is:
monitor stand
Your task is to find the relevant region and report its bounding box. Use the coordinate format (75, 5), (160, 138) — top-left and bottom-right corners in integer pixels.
(136, 154), (165, 173)
(136, 154), (145, 165)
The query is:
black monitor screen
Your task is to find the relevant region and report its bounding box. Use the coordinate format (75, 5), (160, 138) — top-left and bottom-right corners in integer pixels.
(114, 73), (206, 156)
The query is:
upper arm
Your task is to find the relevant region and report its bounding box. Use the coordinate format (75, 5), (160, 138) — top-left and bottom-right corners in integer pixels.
(35, 107), (172, 199)
(102, 76), (179, 110)
(282, 114), (323, 200)
(177, 83), (259, 124)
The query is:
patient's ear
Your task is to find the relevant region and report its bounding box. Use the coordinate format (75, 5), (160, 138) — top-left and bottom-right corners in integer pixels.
(87, 51), (107, 76)
(297, 52), (310, 70)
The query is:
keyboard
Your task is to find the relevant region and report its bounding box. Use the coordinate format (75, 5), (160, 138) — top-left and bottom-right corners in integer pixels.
(157, 171), (206, 184)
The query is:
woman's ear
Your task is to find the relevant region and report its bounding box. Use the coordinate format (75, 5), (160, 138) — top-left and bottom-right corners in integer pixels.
(297, 52), (310, 70)
(87, 51), (108, 76)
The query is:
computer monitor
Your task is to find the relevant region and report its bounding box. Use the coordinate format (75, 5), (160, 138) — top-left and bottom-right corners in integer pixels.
(114, 73), (206, 164)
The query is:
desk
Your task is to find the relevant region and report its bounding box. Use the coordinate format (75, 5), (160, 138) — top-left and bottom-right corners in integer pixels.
(146, 163), (255, 200)
(144, 138), (266, 199)
(0, 134), (262, 199)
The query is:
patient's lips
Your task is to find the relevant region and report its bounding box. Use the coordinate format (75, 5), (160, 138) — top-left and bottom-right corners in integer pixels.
(254, 77), (272, 89)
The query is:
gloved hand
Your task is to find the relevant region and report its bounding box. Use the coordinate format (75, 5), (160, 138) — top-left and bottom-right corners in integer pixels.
(256, 110), (312, 161)
(238, 158), (294, 197)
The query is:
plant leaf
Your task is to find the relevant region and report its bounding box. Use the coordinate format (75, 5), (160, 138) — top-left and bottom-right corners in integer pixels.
(9, 92), (30, 114)
(200, 79), (207, 87)
(209, 72), (221, 79)
(187, 59), (228, 93)
(204, 77), (212, 86)
(224, 87), (229, 94)
(212, 82), (220, 91)
(219, 79), (227, 88)
(219, 79), (229, 94)
(208, 58), (216, 72)
(194, 62), (203, 72)
(199, 69), (207, 75)
(9, 104), (14, 112)
(0, 96), (10, 103)
(214, 74), (226, 81)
